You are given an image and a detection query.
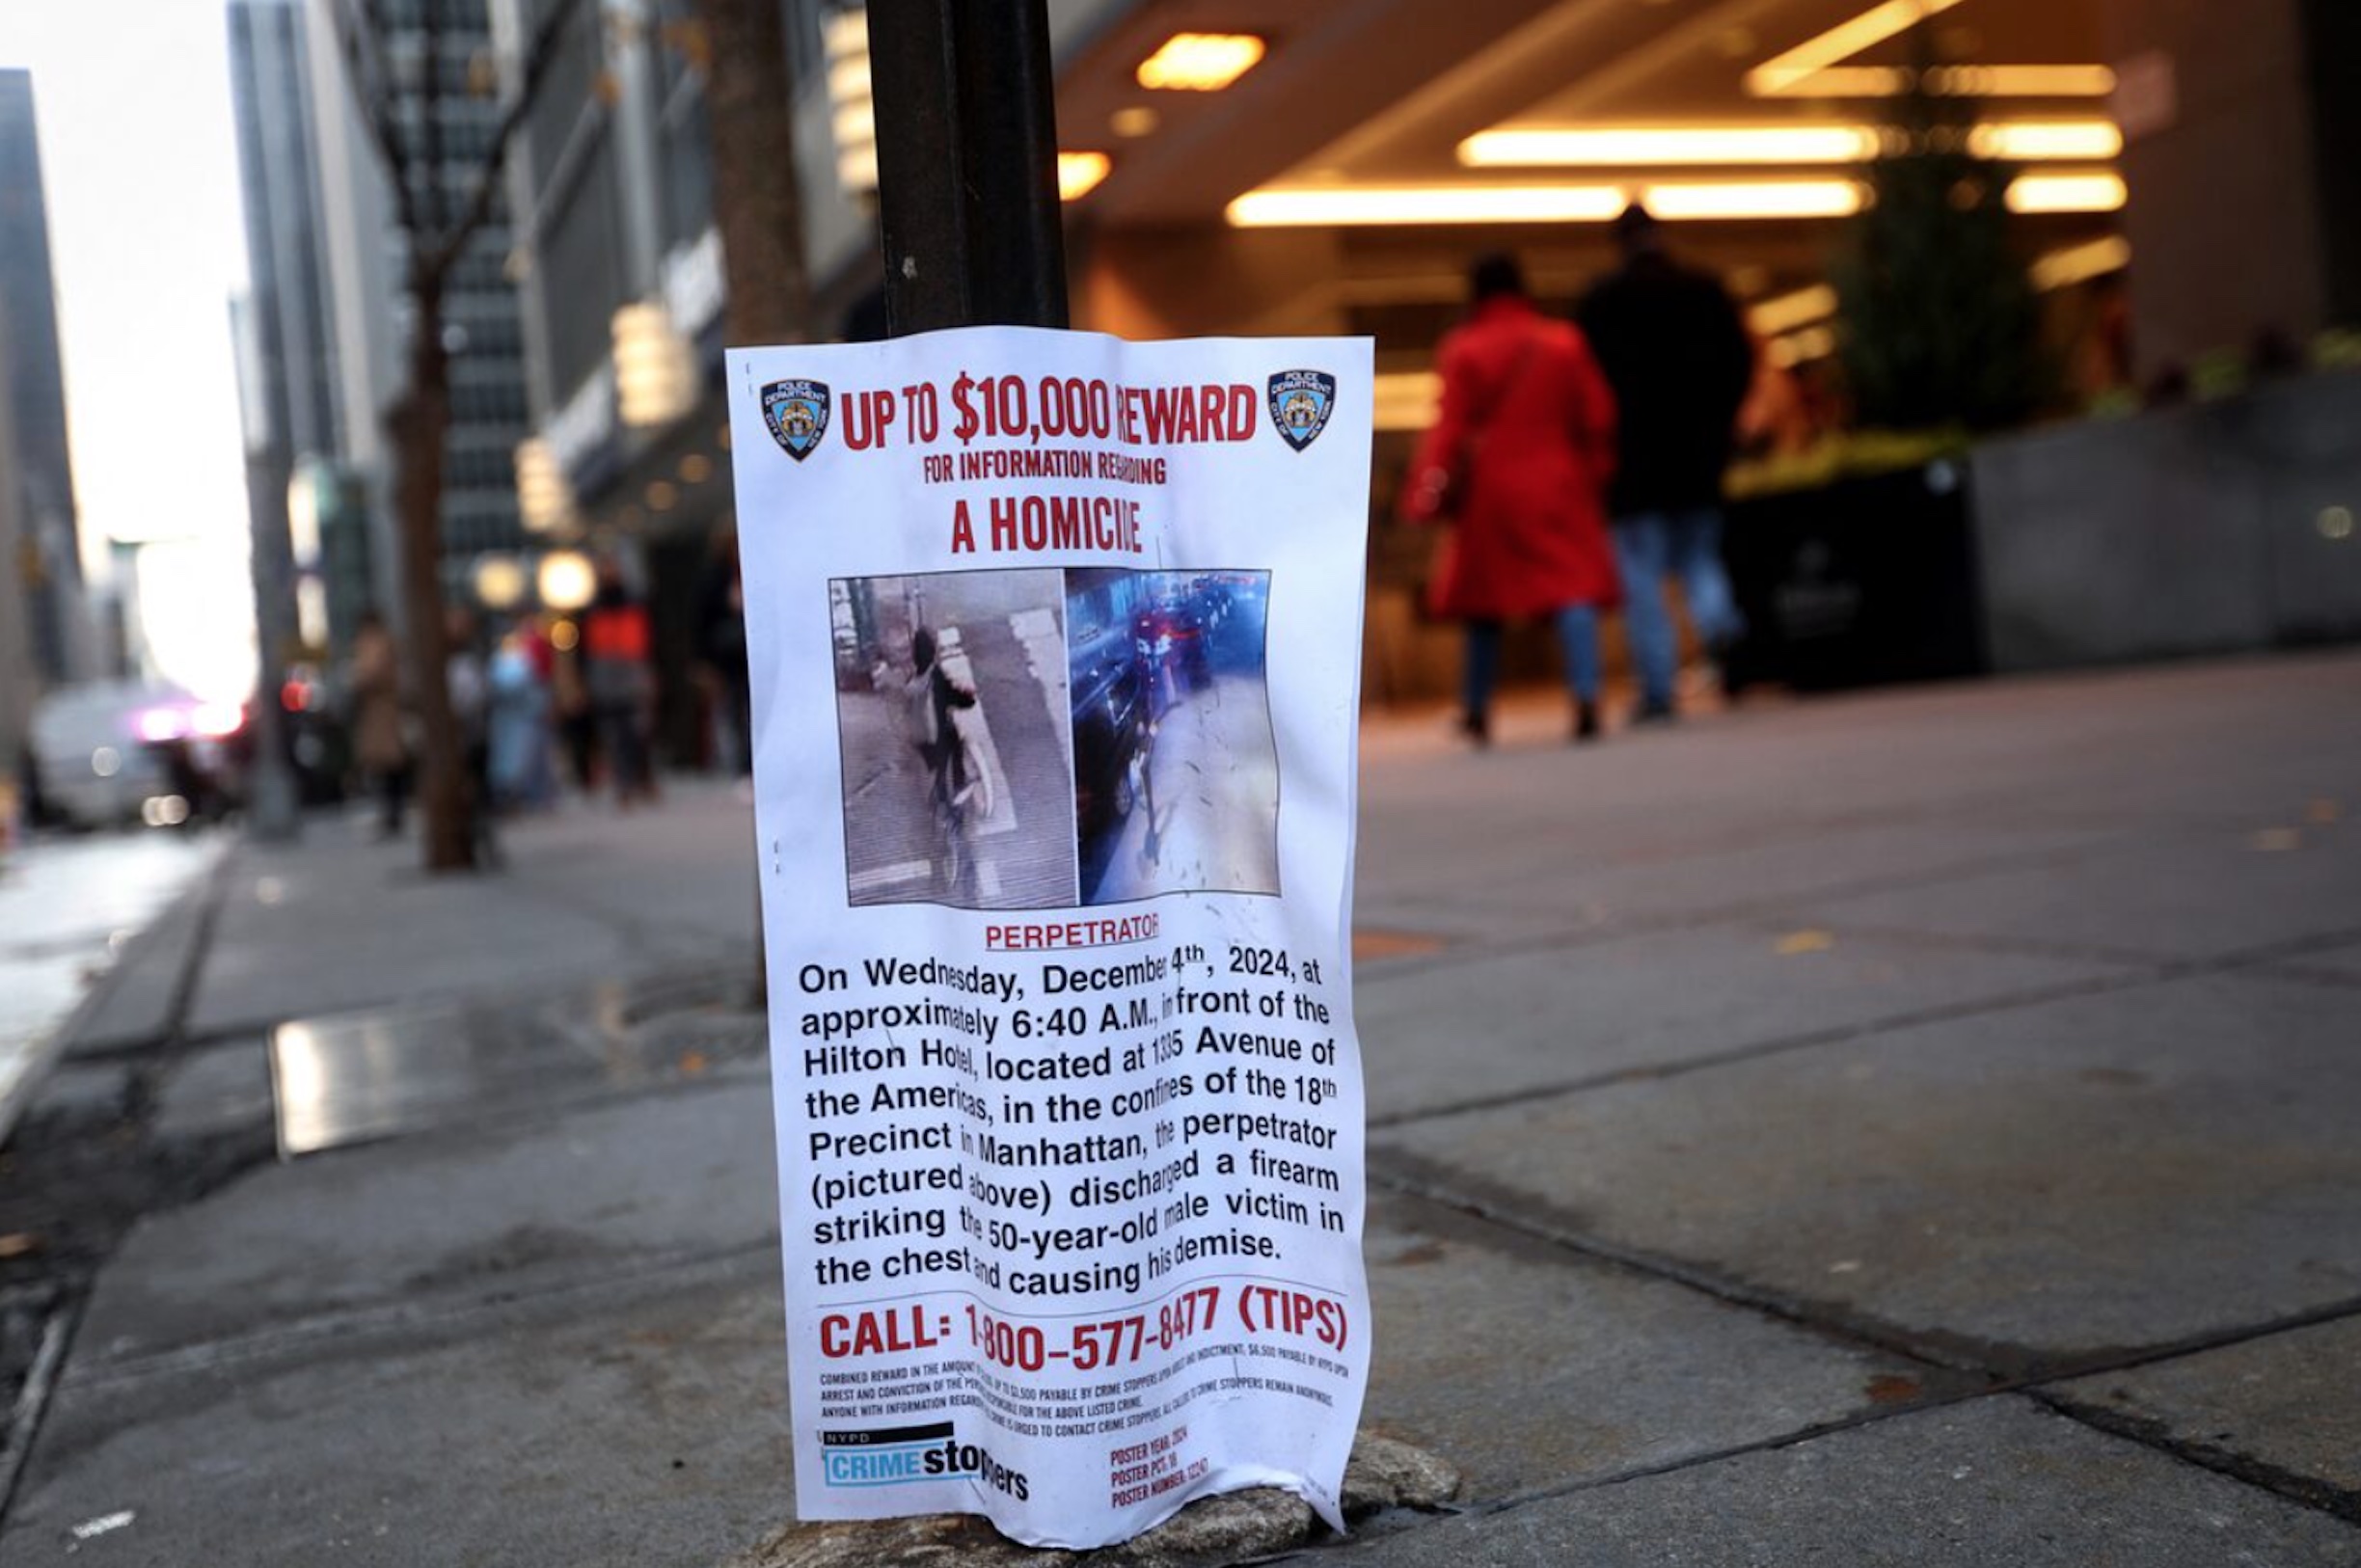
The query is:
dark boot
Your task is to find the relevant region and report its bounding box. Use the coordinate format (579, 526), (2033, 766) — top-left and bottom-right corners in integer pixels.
(1573, 700), (1602, 743)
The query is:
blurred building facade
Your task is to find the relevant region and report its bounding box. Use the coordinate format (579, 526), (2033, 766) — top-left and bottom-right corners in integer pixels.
(483, 0), (2355, 716)
(0, 311), (38, 776)
(228, 0), (373, 666)
(227, 0), (536, 656)
(489, 0), (875, 755)
(0, 69), (95, 711)
(499, 0), (2356, 509)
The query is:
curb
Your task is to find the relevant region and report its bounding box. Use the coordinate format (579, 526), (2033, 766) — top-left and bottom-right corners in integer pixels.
(0, 841), (231, 1148)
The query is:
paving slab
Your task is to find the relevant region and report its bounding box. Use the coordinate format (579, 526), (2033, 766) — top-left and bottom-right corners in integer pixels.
(184, 794), (764, 1040)
(502, 793), (762, 948)
(5, 1253), (794, 1568)
(1358, 922), (2126, 1121)
(189, 857), (655, 1037)
(1360, 1193), (1920, 1500)
(1790, 820), (2361, 962)
(1379, 973), (2361, 1367)
(1333, 1396), (2361, 1566)
(72, 1077), (778, 1369)
(149, 1038), (277, 1149)
(1356, 657), (2361, 896)
(1411, 819), (2126, 933)
(1361, 653), (2357, 829)
(266, 976), (761, 1156)
(2051, 1315), (2361, 1504)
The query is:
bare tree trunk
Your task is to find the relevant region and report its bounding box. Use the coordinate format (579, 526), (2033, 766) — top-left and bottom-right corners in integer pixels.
(328, 0), (589, 875)
(392, 272), (473, 872)
(690, 0), (816, 1004)
(692, 0), (814, 346)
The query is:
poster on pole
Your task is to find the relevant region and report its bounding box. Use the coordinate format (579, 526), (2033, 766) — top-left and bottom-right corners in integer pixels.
(727, 326), (1373, 1549)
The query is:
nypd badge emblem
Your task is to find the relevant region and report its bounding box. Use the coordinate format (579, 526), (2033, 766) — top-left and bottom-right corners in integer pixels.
(761, 379), (830, 462)
(1266, 370), (1336, 452)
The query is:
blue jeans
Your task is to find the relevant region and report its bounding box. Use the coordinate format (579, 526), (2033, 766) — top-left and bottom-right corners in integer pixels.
(1613, 509), (1744, 710)
(1464, 605), (1602, 719)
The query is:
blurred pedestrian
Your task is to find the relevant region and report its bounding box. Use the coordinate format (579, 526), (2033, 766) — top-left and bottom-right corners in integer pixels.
(446, 606), (502, 866)
(1403, 251), (1620, 745)
(551, 637), (597, 794)
(487, 618), (556, 810)
(582, 557), (660, 807)
(1578, 203), (1755, 722)
(348, 608), (409, 837)
(696, 523), (752, 777)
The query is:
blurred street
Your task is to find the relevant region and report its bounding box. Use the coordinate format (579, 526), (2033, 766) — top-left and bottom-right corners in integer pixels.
(2, 650), (2357, 1562)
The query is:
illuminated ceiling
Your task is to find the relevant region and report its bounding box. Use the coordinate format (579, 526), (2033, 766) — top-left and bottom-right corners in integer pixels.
(1053, 0), (2122, 228)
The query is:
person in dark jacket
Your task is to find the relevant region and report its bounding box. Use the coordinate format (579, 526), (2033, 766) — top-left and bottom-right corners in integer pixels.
(1577, 203), (1755, 721)
(694, 524), (751, 776)
(907, 626), (977, 805)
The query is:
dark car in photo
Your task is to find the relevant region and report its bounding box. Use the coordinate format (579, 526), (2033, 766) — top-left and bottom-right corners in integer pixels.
(1068, 614), (1147, 845)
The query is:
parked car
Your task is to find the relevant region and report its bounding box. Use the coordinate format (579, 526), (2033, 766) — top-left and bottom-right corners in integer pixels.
(27, 681), (245, 829)
(1068, 618), (1147, 844)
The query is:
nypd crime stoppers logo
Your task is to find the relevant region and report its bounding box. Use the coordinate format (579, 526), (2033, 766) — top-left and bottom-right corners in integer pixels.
(821, 1422), (1031, 1500)
(761, 378), (830, 461)
(1267, 369), (1336, 452)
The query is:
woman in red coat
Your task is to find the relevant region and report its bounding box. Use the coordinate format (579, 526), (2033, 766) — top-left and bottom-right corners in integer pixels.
(1403, 253), (1620, 743)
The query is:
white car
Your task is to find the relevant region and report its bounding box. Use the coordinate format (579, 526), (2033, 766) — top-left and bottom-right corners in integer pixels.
(27, 682), (243, 829)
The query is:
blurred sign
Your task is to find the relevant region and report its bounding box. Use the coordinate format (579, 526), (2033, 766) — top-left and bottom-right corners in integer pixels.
(546, 365), (617, 478)
(660, 227), (726, 341)
(727, 327), (1374, 1548)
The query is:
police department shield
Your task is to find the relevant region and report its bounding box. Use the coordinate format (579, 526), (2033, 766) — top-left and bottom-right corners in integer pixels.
(763, 379), (831, 462)
(1267, 370), (1336, 452)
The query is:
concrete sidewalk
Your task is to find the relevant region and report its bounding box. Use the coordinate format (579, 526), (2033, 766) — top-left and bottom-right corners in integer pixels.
(4, 652), (2360, 1563)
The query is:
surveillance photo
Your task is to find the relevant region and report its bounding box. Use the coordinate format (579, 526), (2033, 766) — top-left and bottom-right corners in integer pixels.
(829, 569), (1078, 908)
(1065, 568), (1280, 906)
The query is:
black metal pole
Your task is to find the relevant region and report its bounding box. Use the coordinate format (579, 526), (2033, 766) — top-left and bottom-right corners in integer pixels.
(867, 0), (1069, 336)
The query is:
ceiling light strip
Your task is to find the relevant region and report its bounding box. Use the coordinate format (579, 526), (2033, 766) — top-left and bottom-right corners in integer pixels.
(2007, 172), (2128, 214)
(1746, 0), (1969, 96)
(1227, 172), (2127, 228)
(1750, 63), (2118, 99)
(1459, 121), (2122, 169)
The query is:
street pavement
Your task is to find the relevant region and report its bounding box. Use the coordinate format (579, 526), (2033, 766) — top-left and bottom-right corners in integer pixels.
(3, 650), (2359, 1563)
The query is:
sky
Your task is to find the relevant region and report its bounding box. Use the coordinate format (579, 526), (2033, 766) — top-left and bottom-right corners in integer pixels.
(2, 0), (258, 699)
